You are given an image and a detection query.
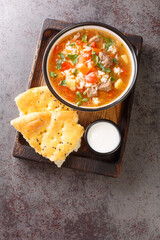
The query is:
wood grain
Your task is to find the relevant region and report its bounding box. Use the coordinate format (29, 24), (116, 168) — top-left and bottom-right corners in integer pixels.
(12, 19), (143, 177)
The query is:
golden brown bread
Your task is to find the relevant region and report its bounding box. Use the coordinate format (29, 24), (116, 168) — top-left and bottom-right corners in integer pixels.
(11, 111), (84, 167)
(15, 86), (71, 115)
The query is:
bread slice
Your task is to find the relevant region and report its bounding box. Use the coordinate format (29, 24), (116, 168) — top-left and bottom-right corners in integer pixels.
(11, 111), (84, 167)
(15, 86), (71, 115)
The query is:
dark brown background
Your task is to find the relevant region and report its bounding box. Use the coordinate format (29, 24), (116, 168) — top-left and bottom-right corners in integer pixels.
(0, 0), (160, 239)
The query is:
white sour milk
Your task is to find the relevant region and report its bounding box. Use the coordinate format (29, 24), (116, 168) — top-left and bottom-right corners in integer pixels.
(87, 121), (121, 153)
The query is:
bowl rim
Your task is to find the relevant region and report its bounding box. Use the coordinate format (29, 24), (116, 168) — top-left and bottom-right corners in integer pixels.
(42, 21), (138, 112)
(84, 119), (122, 155)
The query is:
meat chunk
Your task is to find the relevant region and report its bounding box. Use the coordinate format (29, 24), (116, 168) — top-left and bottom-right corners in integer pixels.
(86, 87), (98, 98)
(89, 35), (100, 43)
(99, 80), (112, 92)
(99, 51), (113, 67)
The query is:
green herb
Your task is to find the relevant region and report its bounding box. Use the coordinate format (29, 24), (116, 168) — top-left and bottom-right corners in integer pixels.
(87, 43), (91, 46)
(98, 35), (101, 38)
(59, 79), (66, 86)
(83, 90), (87, 95)
(76, 91), (82, 99)
(97, 63), (111, 73)
(111, 77), (116, 83)
(67, 54), (79, 64)
(121, 43), (124, 47)
(73, 69), (78, 76)
(92, 51), (99, 65)
(69, 43), (76, 47)
(82, 98), (88, 102)
(76, 101), (81, 106)
(113, 58), (119, 63)
(81, 34), (87, 43)
(105, 42), (112, 50)
(57, 60), (62, 70)
(58, 53), (66, 61)
(50, 72), (58, 78)
(99, 33), (114, 49)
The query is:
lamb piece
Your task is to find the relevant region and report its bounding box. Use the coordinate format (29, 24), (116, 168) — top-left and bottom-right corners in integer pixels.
(89, 35), (100, 43)
(86, 87), (98, 98)
(99, 51), (113, 67)
(99, 80), (112, 92)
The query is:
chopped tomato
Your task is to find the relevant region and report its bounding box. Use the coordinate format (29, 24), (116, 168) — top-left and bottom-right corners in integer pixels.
(76, 40), (83, 46)
(85, 72), (98, 83)
(53, 45), (60, 54)
(61, 61), (72, 70)
(90, 42), (96, 47)
(80, 64), (89, 75)
(82, 51), (92, 61)
(54, 44), (65, 54)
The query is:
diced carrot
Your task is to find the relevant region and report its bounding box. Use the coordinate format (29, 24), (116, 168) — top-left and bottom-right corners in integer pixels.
(80, 64), (89, 75)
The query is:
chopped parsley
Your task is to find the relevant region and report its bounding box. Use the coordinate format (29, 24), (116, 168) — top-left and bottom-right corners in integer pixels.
(81, 34), (87, 43)
(82, 98), (88, 102)
(50, 72), (58, 78)
(111, 77), (116, 83)
(105, 42), (112, 50)
(59, 79), (66, 86)
(97, 63), (111, 73)
(99, 33), (114, 50)
(67, 54), (79, 64)
(92, 51), (99, 65)
(58, 53), (66, 61)
(69, 43), (76, 47)
(113, 58), (119, 63)
(73, 69), (78, 76)
(57, 60), (62, 70)
(76, 91), (88, 106)
(76, 91), (82, 99)
(76, 101), (81, 106)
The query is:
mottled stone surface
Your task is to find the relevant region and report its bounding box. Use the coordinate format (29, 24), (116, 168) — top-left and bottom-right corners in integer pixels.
(0, 0), (160, 239)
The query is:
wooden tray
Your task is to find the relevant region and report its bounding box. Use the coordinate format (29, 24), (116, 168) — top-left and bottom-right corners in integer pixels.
(12, 19), (143, 177)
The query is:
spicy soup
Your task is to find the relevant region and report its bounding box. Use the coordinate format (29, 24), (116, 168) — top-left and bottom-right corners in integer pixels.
(47, 28), (132, 107)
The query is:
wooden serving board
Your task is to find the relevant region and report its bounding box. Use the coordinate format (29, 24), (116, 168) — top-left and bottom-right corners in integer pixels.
(12, 19), (143, 177)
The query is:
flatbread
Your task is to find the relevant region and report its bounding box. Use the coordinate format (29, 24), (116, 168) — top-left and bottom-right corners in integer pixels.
(11, 111), (84, 167)
(15, 86), (71, 115)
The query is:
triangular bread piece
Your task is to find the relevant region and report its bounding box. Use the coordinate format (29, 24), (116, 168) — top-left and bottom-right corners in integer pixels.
(11, 111), (84, 167)
(15, 86), (71, 115)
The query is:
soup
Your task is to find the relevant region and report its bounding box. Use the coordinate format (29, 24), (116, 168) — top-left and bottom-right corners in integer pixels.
(47, 29), (132, 107)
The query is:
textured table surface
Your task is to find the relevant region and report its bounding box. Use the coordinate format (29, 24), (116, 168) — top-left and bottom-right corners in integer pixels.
(0, 1), (160, 239)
